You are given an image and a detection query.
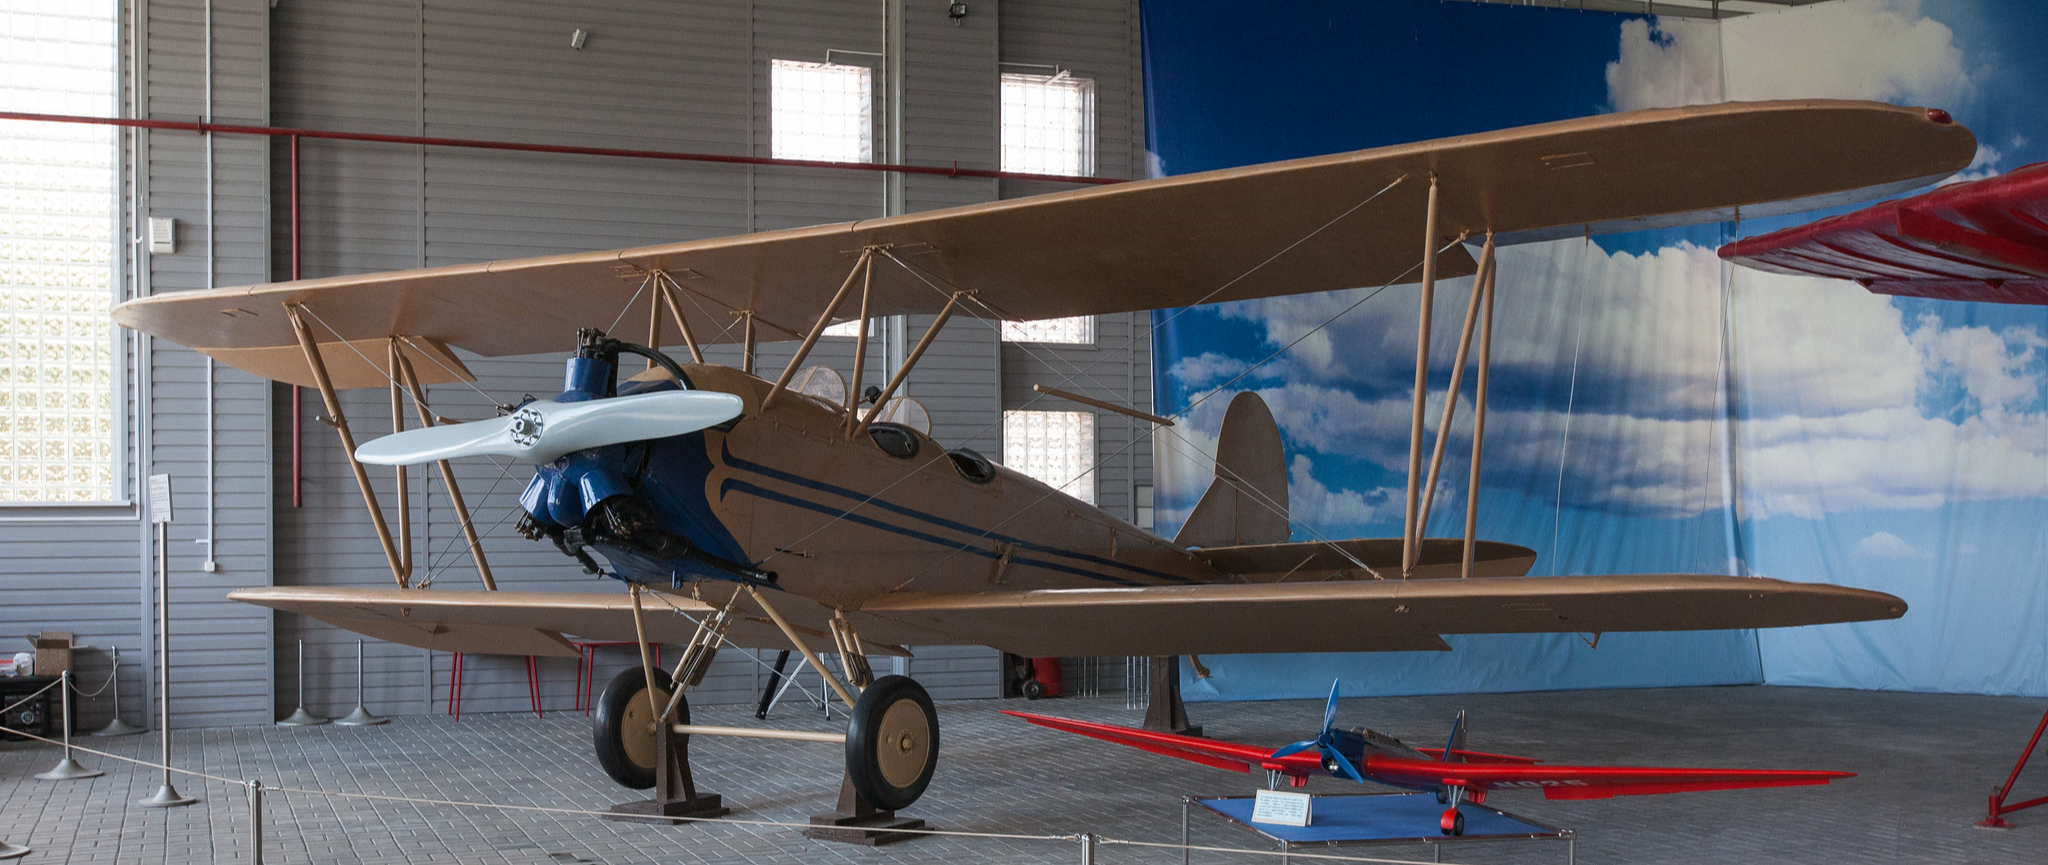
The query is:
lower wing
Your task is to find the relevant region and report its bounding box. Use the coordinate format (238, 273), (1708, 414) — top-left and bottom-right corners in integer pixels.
(228, 586), (909, 658)
(850, 574), (1905, 657)
(1363, 755), (1853, 800)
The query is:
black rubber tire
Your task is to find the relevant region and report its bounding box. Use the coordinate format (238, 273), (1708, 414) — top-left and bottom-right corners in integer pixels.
(1022, 679), (1045, 700)
(1439, 810), (1465, 837)
(593, 665), (683, 790)
(845, 675), (939, 811)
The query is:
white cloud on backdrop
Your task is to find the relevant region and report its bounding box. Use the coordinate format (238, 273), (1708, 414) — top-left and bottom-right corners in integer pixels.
(1854, 531), (1916, 557)
(1160, 0), (2040, 531)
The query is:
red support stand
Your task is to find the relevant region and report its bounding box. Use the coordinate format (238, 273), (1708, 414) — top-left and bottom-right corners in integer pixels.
(1978, 706), (2048, 828)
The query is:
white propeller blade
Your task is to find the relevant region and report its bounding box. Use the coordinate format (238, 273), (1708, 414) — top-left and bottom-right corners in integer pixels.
(355, 391), (745, 466)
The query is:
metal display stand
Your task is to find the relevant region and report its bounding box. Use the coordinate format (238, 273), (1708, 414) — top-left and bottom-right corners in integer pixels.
(139, 476), (198, 808)
(0, 838), (27, 860)
(606, 723), (728, 824)
(805, 775), (926, 846)
(1181, 792), (1574, 864)
(332, 640), (387, 726)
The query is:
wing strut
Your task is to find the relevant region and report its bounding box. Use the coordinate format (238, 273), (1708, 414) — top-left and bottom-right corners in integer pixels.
(763, 248), (876, 412)
(1420, 235), (1491, 538)
(749, 586), (860, 709)
(1463, 235), (1499, 580)
(654, 275), (707, 364)
(392, 344), (496, 589)
(1401, 174), (1444, 577)
(287, 305), (409, 588)
(850, 287), (967, 438)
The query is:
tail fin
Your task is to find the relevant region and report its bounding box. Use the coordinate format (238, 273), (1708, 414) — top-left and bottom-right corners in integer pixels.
(1174, 391), (1289, 548)
(1442, 710), (1468, 763)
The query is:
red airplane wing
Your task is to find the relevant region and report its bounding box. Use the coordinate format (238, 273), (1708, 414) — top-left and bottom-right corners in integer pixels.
(1718, 162), (2048, 304)
(1362, 754), (1852, 800)
(1002, 711), (1324, 777)
(1413, 747), (1541, 764)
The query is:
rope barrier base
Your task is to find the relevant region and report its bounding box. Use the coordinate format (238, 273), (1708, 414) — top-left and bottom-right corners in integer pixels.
(88, 717), (144, 737)
(605, 722), (728, 825)
(0, 839), (28, 860)
(35, 756), (103, 781)
(138, 783), (198, 809)
(804, 776), (925, 846)
(333, 705), (388, 727)
(276, 706), (329, 727)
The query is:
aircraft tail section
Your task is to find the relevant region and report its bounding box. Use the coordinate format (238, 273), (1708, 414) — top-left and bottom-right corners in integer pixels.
(1443, 711), (1468, 763)
(1175, 391), (1289, 548)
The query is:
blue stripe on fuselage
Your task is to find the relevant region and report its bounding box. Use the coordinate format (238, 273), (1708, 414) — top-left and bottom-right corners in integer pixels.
(717, 440), (1193, 585)
(721, 480), (1146, 587)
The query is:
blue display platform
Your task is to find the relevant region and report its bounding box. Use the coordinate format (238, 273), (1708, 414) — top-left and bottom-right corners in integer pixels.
(1185, 792), (1574, 862)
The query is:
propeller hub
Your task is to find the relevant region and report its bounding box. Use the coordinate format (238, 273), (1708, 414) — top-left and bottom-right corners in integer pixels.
(509, 406), (545, 448)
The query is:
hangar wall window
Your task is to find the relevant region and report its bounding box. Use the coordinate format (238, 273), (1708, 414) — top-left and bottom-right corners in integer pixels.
(1002, 410), (1095, 506)
(771, 59), (873, 163)
(1001, 72), (1095, 177)
(1001, 315), (1093, 345)
(0, 1), (119, 503)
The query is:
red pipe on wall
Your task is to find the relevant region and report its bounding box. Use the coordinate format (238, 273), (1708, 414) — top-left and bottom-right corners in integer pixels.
(290, 134), (302, 508)
(0, 110), (1128, 185)
(36, 109), (1126, 510)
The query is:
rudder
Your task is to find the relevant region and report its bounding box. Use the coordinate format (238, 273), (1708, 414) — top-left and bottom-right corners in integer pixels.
(1174, 391), (1289, 548)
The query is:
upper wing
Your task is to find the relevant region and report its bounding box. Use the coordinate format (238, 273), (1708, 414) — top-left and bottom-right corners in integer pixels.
(1362, 754), (1852, 800)
(1720, 161), (2048, 304)
(116, 100), (1972, 387)
(228, 586), (911, 659)
(1002, 710), (1325, 776)
(848, 574), (1906, 658)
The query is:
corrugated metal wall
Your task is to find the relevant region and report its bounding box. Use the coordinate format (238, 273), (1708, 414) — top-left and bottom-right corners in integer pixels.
(0, 0), (1146, 731)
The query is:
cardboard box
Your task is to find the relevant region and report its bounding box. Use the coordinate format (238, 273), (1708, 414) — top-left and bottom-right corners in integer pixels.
(31, 631), (73, 677)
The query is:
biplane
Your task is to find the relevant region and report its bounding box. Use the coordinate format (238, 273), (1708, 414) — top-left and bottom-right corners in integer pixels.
(112, 99), (1968, 823)
(1009, 681), (1853, 836)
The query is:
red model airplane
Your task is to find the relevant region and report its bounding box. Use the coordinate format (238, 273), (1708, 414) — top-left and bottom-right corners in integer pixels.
(1718, 161), (2048, 304)
(1005, 682), (1851, 836)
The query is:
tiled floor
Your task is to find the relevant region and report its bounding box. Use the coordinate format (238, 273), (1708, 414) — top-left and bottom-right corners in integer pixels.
(2, 685), (2045, 864)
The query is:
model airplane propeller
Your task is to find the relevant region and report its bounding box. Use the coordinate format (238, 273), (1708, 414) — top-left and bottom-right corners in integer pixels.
(1268, 681), (1367, 782)
(109, 100), (1958, 820)
(1009, 681), (1853, 836)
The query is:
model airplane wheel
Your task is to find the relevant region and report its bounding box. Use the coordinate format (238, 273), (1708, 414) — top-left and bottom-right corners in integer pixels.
(1021, 679), (1045, 700)
(594, 665), (682, 790)
(1439, 808), (1464, 836)
(845, 675), (939, 811)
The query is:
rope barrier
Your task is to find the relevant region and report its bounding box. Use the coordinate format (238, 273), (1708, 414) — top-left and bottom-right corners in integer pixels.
(0, 719), (1509, 864)
(66, 662), (120, 699)
(0, 678), (59, 718)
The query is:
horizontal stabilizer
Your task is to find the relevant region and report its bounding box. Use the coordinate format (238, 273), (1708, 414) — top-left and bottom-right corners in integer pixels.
(1194, 537), (1537, 581)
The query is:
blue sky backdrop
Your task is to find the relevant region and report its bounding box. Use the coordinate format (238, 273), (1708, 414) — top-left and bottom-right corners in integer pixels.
(1144, 0), (2048, 700)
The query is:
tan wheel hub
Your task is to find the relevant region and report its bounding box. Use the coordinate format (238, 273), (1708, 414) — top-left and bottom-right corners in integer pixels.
(619, 684), (672, 770)
(876, 699), (932, 788)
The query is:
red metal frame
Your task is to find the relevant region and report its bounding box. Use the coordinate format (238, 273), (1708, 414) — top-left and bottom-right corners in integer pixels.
(1978, 707), (2048, 828)
(1, 110), (1127, 186)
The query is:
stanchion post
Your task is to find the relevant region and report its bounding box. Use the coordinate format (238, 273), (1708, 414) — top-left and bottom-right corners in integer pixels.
(334, 640), (387, 726)
(278, 639), (329, 726)
(1181, 796), (1190, 865)
(0, 837), (28, 860)
(138, 483), (198, 808)
(36, 670), (103, 780)
(248, 780), (264, 865)
(91, 645), (143, 736)
(1079, 832), (1096, 865)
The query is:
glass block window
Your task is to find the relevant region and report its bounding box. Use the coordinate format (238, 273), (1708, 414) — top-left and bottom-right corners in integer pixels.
(1001, 315), (1093, 344)
(1001, 72), (1095, 177)
(822, 319), (867, 338)
(771, 59), (873, 163)
(0, 0), (119, 502)
(1003, 410), (1095, 505)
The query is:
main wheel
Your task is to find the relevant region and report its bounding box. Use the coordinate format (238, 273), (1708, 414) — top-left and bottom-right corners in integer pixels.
(845, 675), (939, 811)
(1439, 808), (1465, 836)
(594, 666), (683, 789)
(1022, 679), (1045, 700)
